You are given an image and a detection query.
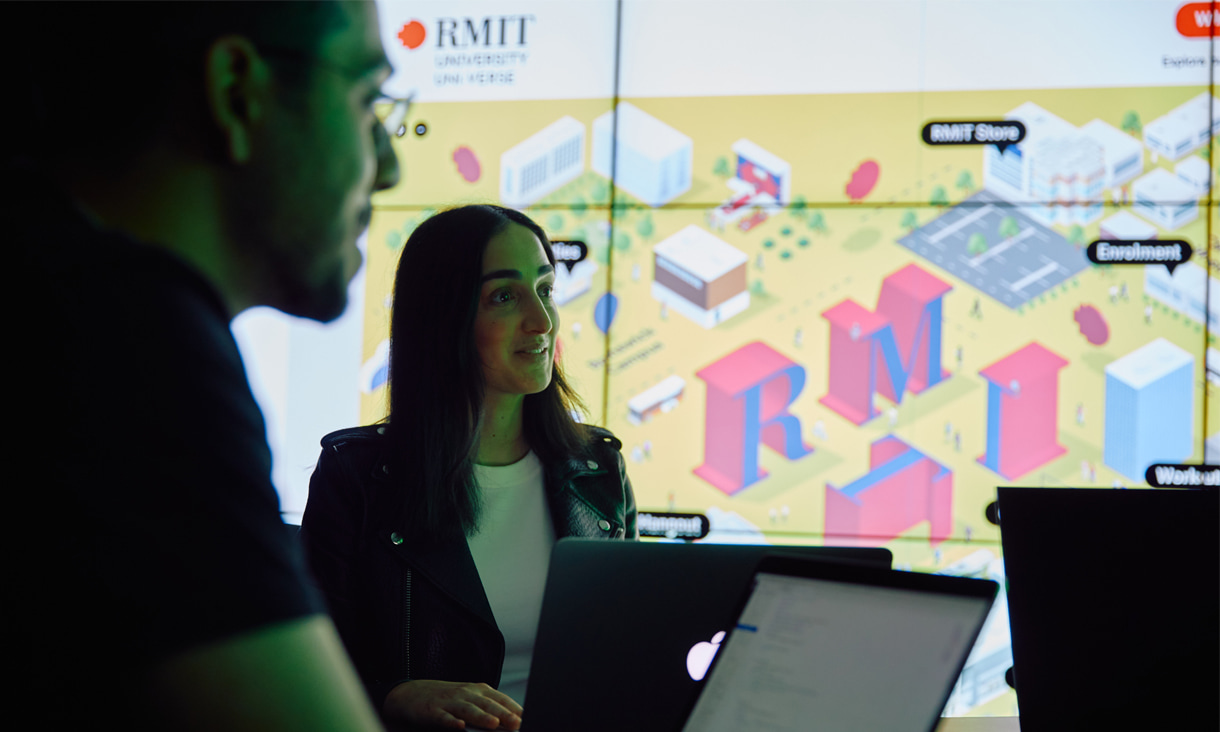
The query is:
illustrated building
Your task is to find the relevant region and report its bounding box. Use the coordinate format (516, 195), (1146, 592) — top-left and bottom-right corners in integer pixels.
(984, 103), (1074, 201)
(729, 139), (791, 205)
(825, 435), (952, 546)
(941, 552), (1012, 716)
(977, 342), (1069, 481)
(1098, 210), (1157, 241)
(1174, 155), (1212, 197)
(1131, 168), (1198, 230)
(983, 102), (1104, 225)
(1143, 93), (1220, 161)
(592, 101), (692, 207)
(500, 116), (585, 208)
(552, 258), (598, 306)
(1027, 134), (1104, 225)
(1079, 119), (1144, 189)
(1104, 338), (1194, 481)
(706, 139), (791, 231)
(1143, 260), (1220, 331)
(651, 225), (749, 328)
(627, 375), (686, 425)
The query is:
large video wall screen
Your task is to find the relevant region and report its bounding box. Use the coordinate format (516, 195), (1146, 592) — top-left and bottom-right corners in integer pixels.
(239, 1), (1220, 717)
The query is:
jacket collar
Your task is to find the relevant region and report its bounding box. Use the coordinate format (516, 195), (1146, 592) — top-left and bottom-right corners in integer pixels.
(366, 438), (622, 628)
(396, 529), (498, 630)
(358, 439), (499, 629)
(544, 452), (620, 531)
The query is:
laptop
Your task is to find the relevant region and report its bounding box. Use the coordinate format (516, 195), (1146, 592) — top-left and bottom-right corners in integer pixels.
(998, 486), (1219, 731)
(521, 539), (891, 732)
(677, 554), (998, 732)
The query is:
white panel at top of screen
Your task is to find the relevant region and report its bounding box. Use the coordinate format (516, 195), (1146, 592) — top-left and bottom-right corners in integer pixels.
(376, 0), (616, 102)
(618, 0), (1214, 98)
(922, 0), (1212, 92)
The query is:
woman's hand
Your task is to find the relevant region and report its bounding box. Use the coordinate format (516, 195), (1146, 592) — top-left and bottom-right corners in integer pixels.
(383, 679), (523, 730)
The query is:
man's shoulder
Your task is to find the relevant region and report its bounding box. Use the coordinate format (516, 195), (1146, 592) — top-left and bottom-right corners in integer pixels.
(23, 206), (249, 439)
(15, 179), (230, 331)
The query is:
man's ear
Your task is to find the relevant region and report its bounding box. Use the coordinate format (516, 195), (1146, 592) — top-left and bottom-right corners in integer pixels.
(203, 36), (268, 165)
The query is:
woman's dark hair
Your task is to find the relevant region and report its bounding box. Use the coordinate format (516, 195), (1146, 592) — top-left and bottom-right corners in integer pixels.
(386, 205), (591, 541)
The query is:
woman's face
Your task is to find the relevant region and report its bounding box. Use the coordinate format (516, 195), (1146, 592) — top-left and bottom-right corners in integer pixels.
(474, 223), (558, 400)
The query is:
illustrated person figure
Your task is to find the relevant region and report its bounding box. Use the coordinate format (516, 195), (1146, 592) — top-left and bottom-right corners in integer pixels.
(300, 205), (637, 731)
(12, 2), (400, 729)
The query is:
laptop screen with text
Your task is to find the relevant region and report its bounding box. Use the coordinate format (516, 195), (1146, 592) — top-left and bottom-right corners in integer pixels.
(681, 571), (992, 732)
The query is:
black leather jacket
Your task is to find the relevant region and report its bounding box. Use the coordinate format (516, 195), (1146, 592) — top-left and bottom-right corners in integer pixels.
(298, 424), (637, 714)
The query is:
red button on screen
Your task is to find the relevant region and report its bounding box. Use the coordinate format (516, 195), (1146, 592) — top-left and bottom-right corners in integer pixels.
(1177, 2), (1218, 37)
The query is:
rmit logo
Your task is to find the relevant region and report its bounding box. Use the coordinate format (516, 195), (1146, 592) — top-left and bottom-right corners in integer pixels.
(436, 15), (536, 48)
(397, 20), (426, 49)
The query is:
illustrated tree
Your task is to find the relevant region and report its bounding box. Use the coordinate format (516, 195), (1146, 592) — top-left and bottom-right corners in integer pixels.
(999, 215), (1020, 239)
(591, 179), (610, 203)
(713, 156), (732, 178)
(808, 211), (828, 234)
(593, 242), (611, 265)
(790, 195), (808, 219)
(636, 215), (654, 240)
(930, 185), (949, 207)
(571, 196), (588, 217)
(967, 232), (988, 256)
(1121, 111), (1142, 136)
(547, 213), (566, 235)
(1067, 225), (1085, 247)
(614, 230), (632, 253)
(901, 210), (918, 231)
(955, 170), (975, 194)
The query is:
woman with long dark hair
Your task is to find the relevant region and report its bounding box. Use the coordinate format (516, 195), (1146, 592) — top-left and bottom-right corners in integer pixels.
(300, 205), (636, 730)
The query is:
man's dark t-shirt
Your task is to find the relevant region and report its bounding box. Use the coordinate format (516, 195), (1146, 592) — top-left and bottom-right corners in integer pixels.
(10, 176), (325, 724)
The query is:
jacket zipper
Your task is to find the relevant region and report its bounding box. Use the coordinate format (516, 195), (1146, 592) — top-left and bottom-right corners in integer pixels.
(403, 568), (412, 681)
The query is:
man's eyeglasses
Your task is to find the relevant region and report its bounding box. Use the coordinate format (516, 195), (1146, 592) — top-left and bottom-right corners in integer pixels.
(375, 94), (414, 139)
(259, 45), (413, 138)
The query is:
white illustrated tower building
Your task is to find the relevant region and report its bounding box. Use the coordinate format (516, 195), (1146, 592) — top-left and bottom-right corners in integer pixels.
(593, 102), (693, 207)
(500, 116), (586, 208)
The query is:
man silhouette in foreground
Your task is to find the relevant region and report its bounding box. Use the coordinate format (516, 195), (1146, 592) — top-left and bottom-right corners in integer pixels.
(10, 2), (399, 729)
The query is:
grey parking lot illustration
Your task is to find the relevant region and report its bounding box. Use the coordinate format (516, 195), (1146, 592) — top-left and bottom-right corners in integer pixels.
(897, 191), (1091, 309)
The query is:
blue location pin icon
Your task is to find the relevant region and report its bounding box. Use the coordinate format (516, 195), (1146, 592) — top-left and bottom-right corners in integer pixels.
(594, 292), (618, 334)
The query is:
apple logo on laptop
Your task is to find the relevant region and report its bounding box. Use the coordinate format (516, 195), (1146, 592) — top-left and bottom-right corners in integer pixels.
(685, 630), (726, 681)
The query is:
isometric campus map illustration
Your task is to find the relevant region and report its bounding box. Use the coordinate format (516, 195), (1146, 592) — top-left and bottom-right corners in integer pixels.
(293, 0), (1220, 718)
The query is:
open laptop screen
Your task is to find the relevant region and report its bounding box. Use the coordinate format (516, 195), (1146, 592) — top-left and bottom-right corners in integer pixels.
(681, 567), (994, 732)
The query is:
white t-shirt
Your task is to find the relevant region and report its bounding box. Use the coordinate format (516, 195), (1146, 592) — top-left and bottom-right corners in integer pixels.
(469, 451), (555, 704)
